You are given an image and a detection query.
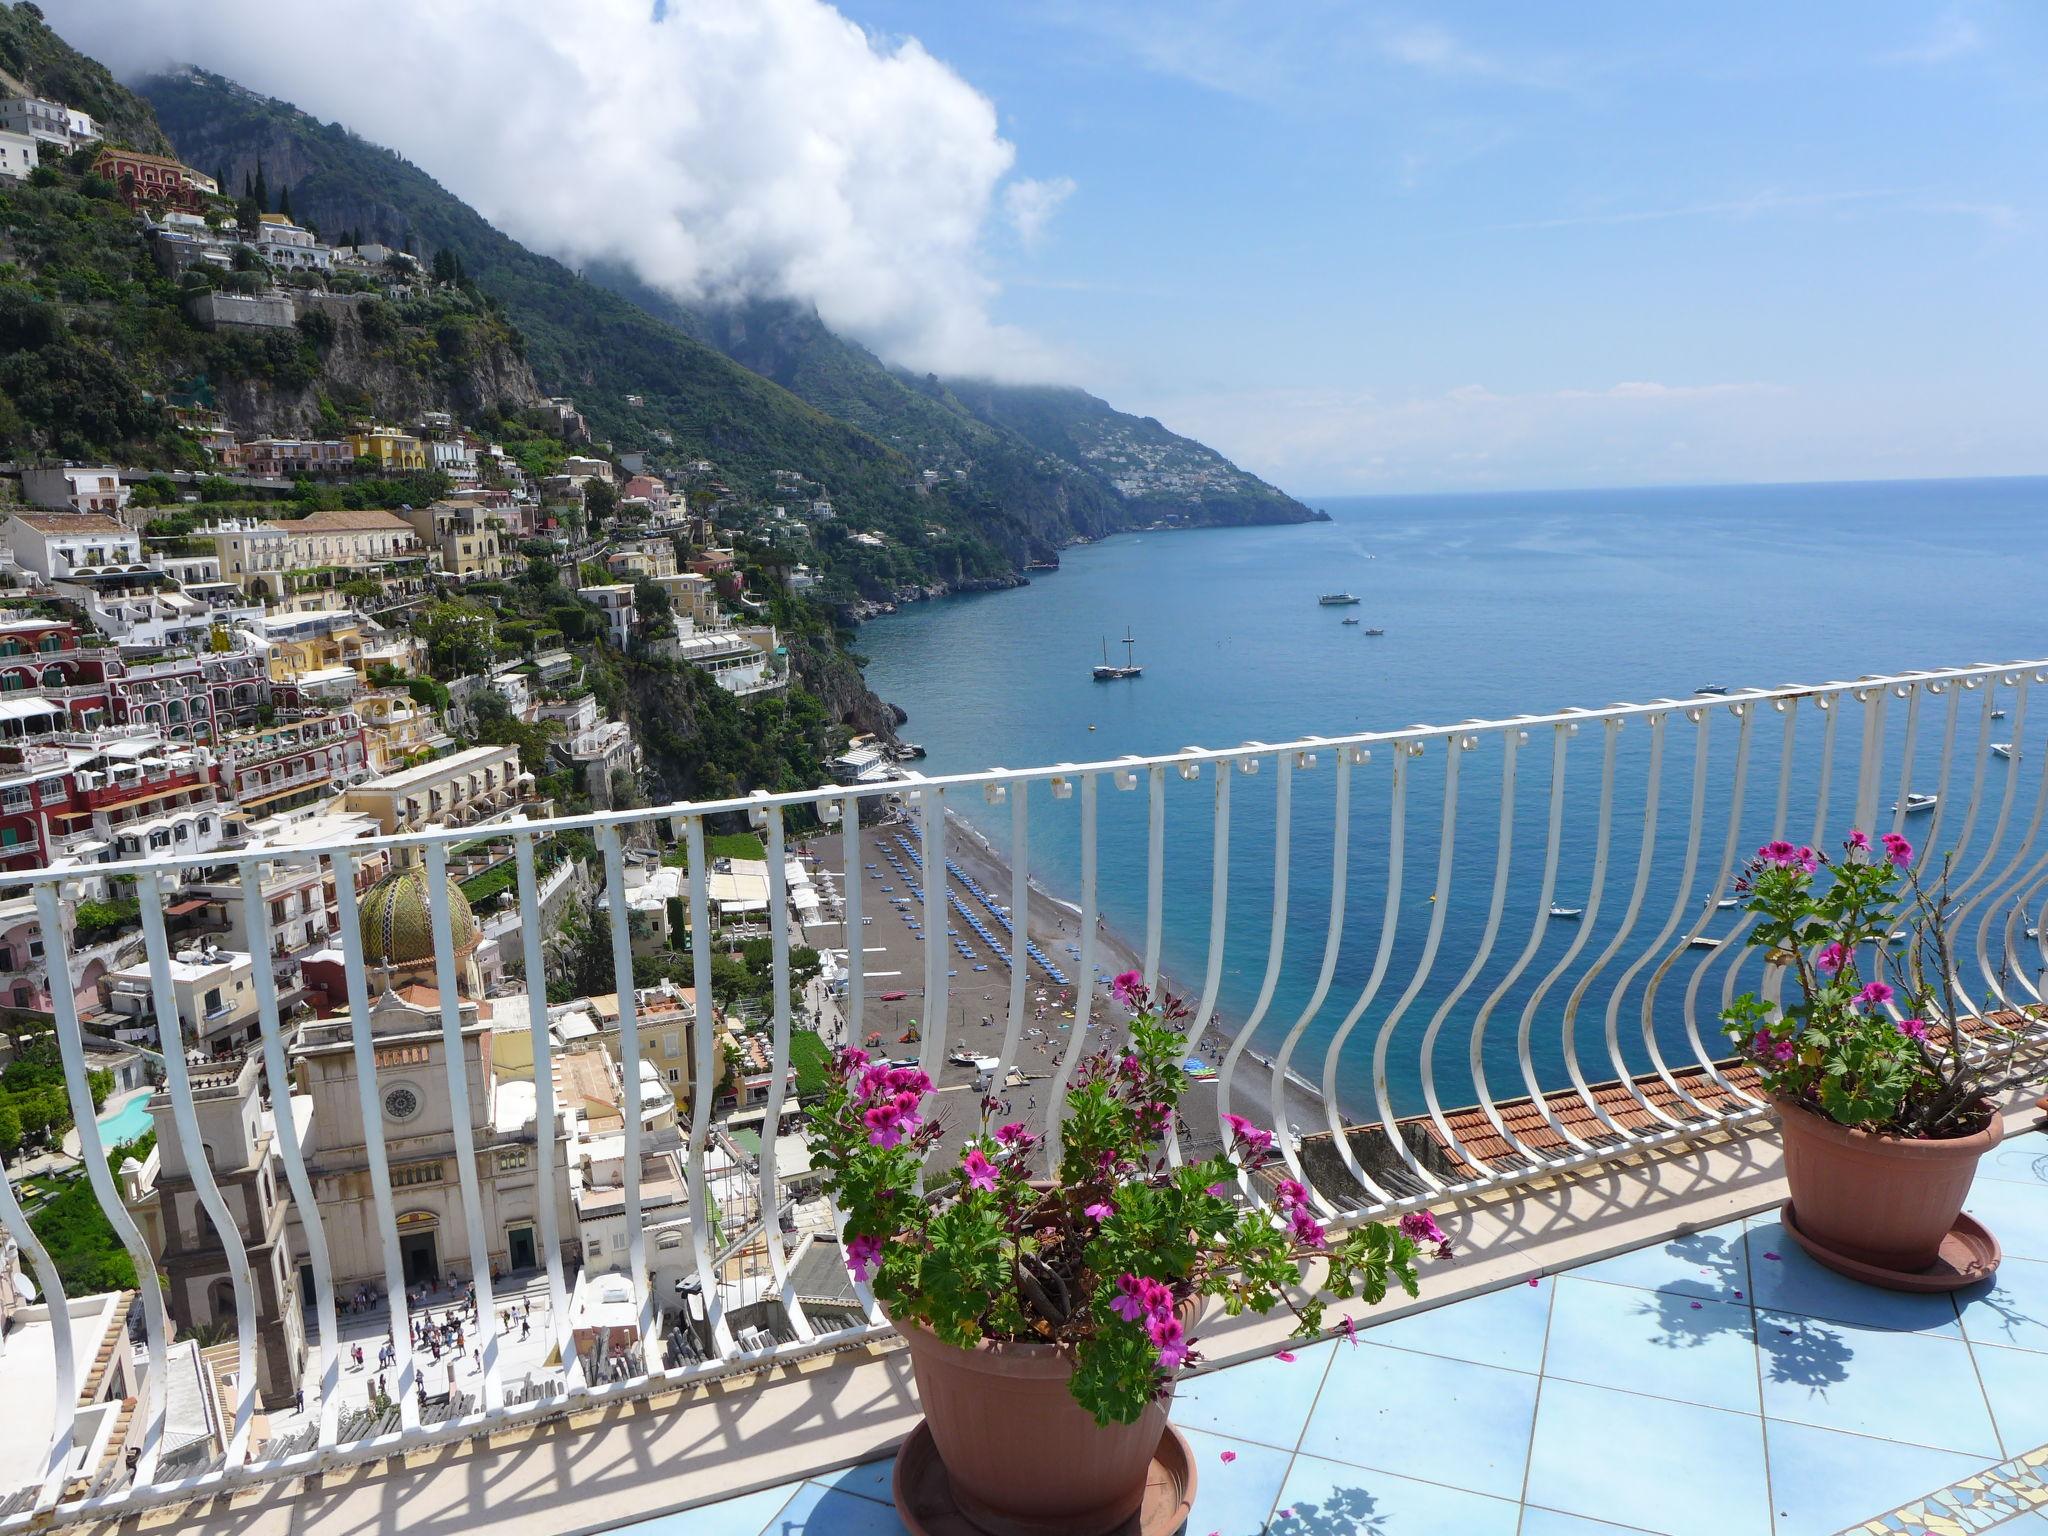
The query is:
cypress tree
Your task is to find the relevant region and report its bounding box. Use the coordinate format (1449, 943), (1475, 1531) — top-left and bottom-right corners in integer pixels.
(278, 183), (292, 219)
(253, 159), (269, 212)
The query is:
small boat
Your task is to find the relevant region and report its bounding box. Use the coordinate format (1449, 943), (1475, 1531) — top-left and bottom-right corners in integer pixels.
(1886, 931), (1908, 945)
(2025, 927), (2040, 941)
(1341, 616), (1360, 626)
(1318, 593), (1362, 606)
(1992, 743), (2016, 760)
(1694, 684), (1733, 697)
(1093, 627), (1143, 681)
(1363, 627), (1386, 636)
(1715, 897), (1740, 910)
(1893, 792), (1939, 814)
(1549, 906), (1584, 920)
(1992, 708), (2008, 720)
(1688, 935), (1721, 950)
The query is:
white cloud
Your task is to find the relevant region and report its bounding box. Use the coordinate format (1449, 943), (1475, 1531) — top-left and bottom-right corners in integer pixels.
(55, 0), (1072, 378)
(1002, 175), (1077, 247)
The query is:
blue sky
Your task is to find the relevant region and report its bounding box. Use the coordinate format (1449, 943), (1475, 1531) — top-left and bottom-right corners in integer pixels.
(837, 1), (2046, 494)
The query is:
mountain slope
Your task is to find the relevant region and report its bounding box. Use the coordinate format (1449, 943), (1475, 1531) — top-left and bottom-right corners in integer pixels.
(940, 379), (1315, 526)
(593, 272), (1318, 537)
(0, 3), (169, 153)
(139, 67), (1020, 595)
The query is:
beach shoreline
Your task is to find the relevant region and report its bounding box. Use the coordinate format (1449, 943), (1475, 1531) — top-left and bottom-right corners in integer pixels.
(806, 805), (1335, 1162)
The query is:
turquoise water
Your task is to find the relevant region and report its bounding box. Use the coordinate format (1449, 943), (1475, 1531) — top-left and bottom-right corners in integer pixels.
(858, 478), (2048, 1118)
(96, 1092), (154, 1147)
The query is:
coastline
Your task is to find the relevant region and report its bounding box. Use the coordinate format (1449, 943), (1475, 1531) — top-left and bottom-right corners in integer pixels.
(939, 807), (1333, 1118)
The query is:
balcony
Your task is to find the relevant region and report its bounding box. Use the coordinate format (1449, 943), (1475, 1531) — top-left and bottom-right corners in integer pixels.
(2, 658), (2047, 1535)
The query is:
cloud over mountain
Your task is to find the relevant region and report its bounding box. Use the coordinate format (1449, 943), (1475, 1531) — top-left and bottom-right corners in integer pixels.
(57, 0), (1067, 378)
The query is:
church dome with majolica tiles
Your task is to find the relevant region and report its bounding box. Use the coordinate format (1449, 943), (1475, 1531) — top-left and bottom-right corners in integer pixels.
(358, 861), (480, 971)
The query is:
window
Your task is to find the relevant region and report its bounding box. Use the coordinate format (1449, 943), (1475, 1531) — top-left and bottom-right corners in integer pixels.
(667, 1068), (681, 1084)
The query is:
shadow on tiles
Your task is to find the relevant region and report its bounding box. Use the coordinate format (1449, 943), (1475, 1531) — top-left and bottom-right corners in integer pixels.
(1267, 1485), (1385, 1535)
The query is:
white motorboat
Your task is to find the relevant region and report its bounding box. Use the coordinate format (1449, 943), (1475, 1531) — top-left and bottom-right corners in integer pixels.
(1992, 743), (2017, 760)
(1548, 906), (1584, 920)
(1893, 792), (1939, 814)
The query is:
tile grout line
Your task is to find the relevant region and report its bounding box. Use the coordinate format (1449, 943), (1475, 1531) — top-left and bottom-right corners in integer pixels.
(747, 1481), (802, 1536)
(1255, 1332), (1344, 1530)
(1747, 1220), (1781, 1536)
(1511, 1273), (1561, 1536)
(1956, 1277), (2015, 1463)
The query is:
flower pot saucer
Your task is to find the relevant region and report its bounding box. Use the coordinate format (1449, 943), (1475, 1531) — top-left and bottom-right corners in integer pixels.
(892, 1420), (1196, 1536)
(1780, 1201), (2000, 1293)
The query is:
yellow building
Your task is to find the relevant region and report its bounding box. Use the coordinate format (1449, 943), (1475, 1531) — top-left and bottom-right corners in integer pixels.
(356, 687), (456, 772)
(254, 607), (369, 684)
(346, 428), (428, 472)
(343, 742), (525, 833)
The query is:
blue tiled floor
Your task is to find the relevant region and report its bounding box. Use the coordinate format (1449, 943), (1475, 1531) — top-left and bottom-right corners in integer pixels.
(615, 1127), (2048, 1536)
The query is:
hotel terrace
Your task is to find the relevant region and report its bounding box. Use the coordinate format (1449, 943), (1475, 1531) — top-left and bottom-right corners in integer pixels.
(2, 661), (2047, 1536)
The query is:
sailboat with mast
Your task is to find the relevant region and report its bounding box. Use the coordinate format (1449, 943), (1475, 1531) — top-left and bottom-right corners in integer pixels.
(1093, 627), (1144, 681)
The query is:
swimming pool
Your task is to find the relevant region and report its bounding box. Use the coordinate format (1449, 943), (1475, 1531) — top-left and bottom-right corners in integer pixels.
(95, 1093), (154, 1149)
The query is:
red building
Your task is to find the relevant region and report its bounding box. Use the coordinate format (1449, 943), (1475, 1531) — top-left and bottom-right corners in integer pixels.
(93, 148), (208, 213)
(0, 618), (111, 732)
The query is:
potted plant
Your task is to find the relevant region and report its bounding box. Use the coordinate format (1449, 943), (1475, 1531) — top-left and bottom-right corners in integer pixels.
(806, 975), (1447, 1536)
(1723, 829), (2035, 1287)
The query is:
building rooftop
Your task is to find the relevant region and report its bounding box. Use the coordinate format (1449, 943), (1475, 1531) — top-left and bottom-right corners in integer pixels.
(7, 512), (127, 535)
(286, 510), (414, 533)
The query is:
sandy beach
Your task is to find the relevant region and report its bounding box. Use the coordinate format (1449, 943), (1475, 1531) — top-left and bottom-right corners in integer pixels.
(802, 806), (1332, 1169)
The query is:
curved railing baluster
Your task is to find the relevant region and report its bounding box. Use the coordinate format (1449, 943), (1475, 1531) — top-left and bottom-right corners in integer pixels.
(137, 871), (258, 1460)
(0, 1138), (75, 1509)
(1167, 760), (1229, 1168)
(1271, 747), (1351, 1205)
(1217, 753), (1295, 1183)
(422, 843), (504, 1410)
(239, 855), (341, 1447)
(760, 808), (811, 1342)
(1664, 699), (1756, 1112)
(1517, 717), (1619, 1152)
(33, 880), (170, 1483)
(1368, 737), (1464, 1193)
(1045, 774), (1098, 1169)
(682, 818), (735, 1357)
(331, 850), (421, 1428)
(1566, 709), (1670, 1137)
(511, 834), (579, 1390)
(1603, 706), (1710, 1129)
(1316, 745), (1407, 1206)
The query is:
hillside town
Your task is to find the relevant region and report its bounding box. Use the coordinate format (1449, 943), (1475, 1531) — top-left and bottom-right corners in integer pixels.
(0, 73), (950, 1495)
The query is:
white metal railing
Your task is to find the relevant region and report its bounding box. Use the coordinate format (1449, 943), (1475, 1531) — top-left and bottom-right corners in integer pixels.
(4, 657), (2048, 1525)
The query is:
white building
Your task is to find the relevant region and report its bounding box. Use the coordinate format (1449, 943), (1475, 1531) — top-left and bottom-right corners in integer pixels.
(19, 467), (131, 517)
(251, 214), (334, 272)
(0, 127), (36, 182)
(579, 584), (636, 648)
(104, 942), (259, 1050)
(2, 511), (145, 581)
(0, 95), (94, 150)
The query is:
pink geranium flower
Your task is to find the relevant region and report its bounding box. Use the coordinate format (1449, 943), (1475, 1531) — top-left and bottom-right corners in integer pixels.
(1085, 1202), (1112, 1224)
(1897, 1017), (1929, 1041)
(1815, 942), (1847, 976)
(1845, 830), (1870, 852)
(1881, 831), (1913, 868)
(1855, 981), (1894, 1011)
(1111, 970), (1146, 1007)
(961, 1149), (998, 1192)
(845, 1234), (882, 1283)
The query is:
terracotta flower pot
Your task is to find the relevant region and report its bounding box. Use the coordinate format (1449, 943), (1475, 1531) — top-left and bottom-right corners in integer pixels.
(1774, 1095), (2000, 1274)
(894, 1317), (1174, 1536)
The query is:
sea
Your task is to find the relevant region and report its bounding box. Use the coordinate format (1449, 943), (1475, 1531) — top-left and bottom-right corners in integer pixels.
(857, 478), (2048, 1123)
